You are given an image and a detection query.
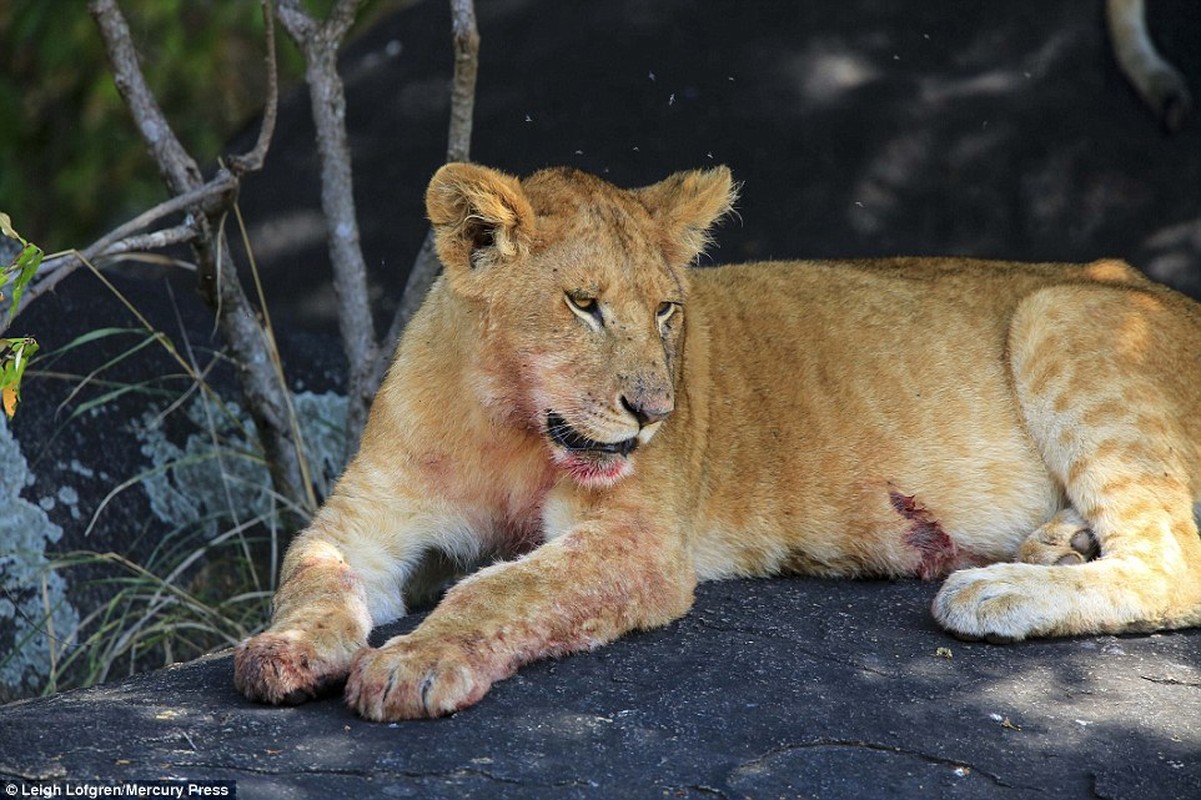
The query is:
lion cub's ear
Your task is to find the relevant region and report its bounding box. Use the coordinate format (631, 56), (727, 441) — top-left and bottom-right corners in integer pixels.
(425, 162), (536, 295)
(637, 166), (737, 265)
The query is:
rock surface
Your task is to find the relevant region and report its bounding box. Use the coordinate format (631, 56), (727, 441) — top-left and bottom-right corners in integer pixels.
(3, 579), (1199, 798)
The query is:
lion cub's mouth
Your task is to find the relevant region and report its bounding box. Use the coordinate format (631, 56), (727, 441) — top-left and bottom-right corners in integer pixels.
(545, 411), (638, 457)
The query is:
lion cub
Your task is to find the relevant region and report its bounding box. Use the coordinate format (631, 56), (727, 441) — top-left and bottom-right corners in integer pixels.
(235, 163), (1201, 720)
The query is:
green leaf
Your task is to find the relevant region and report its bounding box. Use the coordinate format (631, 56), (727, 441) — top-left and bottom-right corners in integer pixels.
(9, 242), (43, 311)
(15, 243), (41, 273)
(0, 336), (37, 417)
(1, 215), (42, 321)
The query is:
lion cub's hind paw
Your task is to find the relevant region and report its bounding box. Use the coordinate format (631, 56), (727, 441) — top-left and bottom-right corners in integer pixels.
(1018, 510), (1100, 566)
(233, 631), (351, 705)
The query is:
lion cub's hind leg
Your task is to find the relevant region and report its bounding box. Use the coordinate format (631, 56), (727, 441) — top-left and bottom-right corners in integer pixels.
(1017, 508), (1100, 566)
(934, 285), (1201, 642)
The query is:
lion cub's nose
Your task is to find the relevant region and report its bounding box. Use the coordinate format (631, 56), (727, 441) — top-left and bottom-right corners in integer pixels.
(621, 395), (672, 427)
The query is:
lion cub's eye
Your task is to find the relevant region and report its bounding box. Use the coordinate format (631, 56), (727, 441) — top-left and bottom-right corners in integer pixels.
(565, 292), (603, 325)
(568, 294), (597, 312)
(656, 301), (679, 324)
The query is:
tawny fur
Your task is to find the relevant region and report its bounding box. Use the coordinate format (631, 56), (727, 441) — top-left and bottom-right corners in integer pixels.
(234, 164), (1201, 720)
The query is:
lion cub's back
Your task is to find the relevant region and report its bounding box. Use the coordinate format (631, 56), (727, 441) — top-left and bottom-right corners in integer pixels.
(693, 255), (1151, 320)
(682, 257), (1164, 580)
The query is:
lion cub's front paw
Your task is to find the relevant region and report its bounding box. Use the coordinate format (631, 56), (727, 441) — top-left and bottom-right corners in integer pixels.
(233, 630), (354, 705)
(932, 564), (1063, 644)
(345, 636), (493, 720)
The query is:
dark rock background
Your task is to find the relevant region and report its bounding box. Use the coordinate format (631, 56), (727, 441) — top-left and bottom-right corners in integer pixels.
(231, 0), (1201, 337)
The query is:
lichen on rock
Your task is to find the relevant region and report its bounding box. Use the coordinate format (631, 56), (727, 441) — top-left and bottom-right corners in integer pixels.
(0, 415), (80, 702)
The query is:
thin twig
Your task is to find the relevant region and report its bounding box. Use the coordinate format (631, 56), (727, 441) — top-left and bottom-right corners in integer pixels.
(227, 0), (279, 175)
(2, 224), (196, 333)
(0, 170), (240, 332)
(97, 225), (198, 258)
(77, 171), (235, 259)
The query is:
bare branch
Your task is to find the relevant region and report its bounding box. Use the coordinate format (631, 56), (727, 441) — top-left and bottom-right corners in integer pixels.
(94, 224), (199, 259)
(88, 0), (315, 517)
(88, 0), (202, 197)
(228, 0), (280, 175)
(1, 170), (241, 331)
(1, 225), (196, 329)
(89, 170), (237, 254)
(373, 0), (479, 389)
(276, 0), (377, 449)
(327, 0), (361, 41)
(275, 0), (317, 41)
(447, 0), (480, 164)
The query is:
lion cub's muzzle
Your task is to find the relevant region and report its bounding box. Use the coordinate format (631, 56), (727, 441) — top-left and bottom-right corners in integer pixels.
(546, 411), (641, 456)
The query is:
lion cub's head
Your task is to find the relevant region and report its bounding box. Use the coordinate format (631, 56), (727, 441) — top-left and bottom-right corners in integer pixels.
(425, 163), (735, 487)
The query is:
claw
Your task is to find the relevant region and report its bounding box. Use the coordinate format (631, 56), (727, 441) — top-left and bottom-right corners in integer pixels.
(419, 672), (438, 718)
